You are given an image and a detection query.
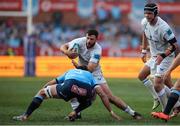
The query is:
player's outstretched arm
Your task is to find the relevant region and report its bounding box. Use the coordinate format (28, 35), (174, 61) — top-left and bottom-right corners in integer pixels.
(95, 86), (122, 121)
(71, 60), (97, 73)
(43, 79), (57, 88)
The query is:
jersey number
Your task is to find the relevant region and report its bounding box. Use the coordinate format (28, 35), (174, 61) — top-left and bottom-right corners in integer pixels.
(71, 85), (87, 96)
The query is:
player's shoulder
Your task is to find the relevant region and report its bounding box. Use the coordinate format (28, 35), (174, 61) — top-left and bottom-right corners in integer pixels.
(94, 42), (102, 50)
(92, 43), (102, 53)
(157, 17), (171, 30)
(141, 18), (148, 26)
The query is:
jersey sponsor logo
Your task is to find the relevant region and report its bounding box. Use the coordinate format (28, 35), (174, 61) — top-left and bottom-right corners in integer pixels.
(61, 83), (64, 86)
(97, 77), (102, 80)
(94, 54), (100, 60)
(59, 91), (67, 98)
(167, 29), (172, 36)
(160, 68), (164, 71)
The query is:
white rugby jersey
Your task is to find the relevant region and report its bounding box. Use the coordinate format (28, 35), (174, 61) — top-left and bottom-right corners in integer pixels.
(141, 17), (175, 57)
(68, 37), (102, 75)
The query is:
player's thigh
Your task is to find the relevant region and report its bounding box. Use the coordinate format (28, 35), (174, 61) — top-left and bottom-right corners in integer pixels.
(44, 85), (58, 98)
(154, 59), (173, 88)
(93, 72), (113, 97)
(174, 79), (180, 90)
(163, 75), (173, 88)
(156, 59), (172, 77)
(100, 83), (113, 97)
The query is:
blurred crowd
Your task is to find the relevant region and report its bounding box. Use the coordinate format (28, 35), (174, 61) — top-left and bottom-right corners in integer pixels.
(0, 10), (142, 57)
(0, 0), (180, 57)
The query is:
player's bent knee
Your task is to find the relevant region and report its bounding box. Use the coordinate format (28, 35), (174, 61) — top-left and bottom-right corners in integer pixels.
(138, 73), (146, 81)
(44, 86), (53, 98)
(109, 95), (116, 102)
(39, 89), (45, 96)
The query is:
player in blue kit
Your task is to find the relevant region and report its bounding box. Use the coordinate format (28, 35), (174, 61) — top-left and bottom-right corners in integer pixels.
(12, 67), (121, 121)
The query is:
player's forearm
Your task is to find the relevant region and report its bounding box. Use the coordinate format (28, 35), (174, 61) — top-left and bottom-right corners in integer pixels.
(74, 101), (92, 114)
(163, 42), (178, 58)
(96, 87), (112, 112)
(141, 33), (148, 50)
(60, 44), (68, 55)
(43, 79), (56, 88)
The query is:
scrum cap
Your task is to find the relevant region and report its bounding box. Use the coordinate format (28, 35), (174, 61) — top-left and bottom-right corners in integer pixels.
(144, 3), (158, 16)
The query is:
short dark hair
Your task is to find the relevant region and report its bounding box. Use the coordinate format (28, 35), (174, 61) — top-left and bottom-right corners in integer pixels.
(86, 29), (99, 38)
(144, 3), (158, 16)
(77, 65), (88, 71)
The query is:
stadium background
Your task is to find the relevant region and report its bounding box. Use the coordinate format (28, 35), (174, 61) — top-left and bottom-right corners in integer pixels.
(0, 0), (180, 125)
(0, 0), (180, 78)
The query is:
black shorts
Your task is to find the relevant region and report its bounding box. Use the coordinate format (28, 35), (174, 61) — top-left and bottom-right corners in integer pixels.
(56, 79), (93, 101)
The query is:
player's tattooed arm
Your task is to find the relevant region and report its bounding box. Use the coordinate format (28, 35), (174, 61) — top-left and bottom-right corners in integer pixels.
(95, 86), (122, 121)
(156, 39), (178, 65)
(71, 59), (97, 72)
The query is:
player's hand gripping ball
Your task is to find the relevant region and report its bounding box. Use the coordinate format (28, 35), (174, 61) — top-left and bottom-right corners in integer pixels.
(67, 43), (79, 59)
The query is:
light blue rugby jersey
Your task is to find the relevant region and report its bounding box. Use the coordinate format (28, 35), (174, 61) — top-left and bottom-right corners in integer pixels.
(56, 69), (97, 87)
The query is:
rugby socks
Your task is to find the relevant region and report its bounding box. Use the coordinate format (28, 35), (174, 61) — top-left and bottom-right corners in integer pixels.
(142, 78), (159, 100)
(124, 106), (135, 116)
(164, 86), (180, 108)
(164, 90), (180, 115)
(70, 98), (81, 116)
(25, 96), (44, 117)
(157, 88), (168, 111)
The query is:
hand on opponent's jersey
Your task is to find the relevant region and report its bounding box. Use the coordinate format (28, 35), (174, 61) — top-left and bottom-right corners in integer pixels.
(71, 59), (79, 68)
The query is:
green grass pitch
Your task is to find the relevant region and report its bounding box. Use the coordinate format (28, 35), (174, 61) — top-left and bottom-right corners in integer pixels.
(0, 77), (179, 125)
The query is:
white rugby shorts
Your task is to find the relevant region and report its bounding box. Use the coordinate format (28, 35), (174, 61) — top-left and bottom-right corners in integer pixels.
(92, 70), (107, 84)
(145, 55), (174, 77)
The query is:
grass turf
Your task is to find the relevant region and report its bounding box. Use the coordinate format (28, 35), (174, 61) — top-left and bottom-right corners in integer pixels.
(0, 77), (179, 125)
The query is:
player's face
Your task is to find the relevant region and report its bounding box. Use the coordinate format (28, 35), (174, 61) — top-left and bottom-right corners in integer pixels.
(86, 34), (97, 49)
(144, 11), (155, 23)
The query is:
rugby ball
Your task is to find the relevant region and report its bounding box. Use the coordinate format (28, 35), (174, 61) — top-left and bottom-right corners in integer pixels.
(68, 43), (79, 59)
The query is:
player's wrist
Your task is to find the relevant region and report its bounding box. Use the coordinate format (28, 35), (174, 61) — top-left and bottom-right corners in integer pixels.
(160, 53), (166, 59)
(110, 110), (114, 114)
(62, 49), (68, 55)
(141, 49), (147, 54)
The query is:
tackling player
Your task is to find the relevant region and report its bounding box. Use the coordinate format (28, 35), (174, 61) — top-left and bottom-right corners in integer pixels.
(152, 53), (180, 121)
(12, 67), (121, 121)
(138, 3), (179, 111)
(60, 29), (142, 120)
